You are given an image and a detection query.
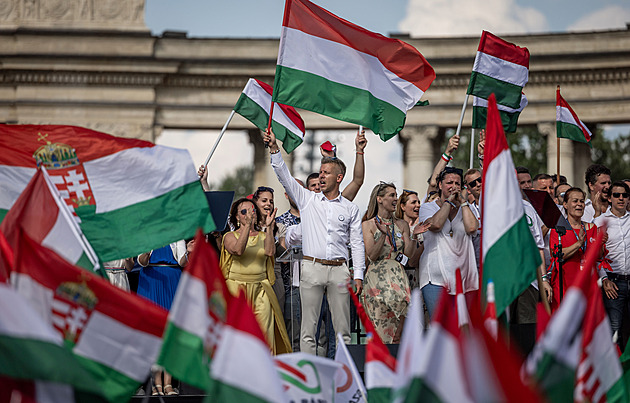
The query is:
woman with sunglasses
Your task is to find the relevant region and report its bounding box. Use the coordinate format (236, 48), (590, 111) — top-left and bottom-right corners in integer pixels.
(362, 183), (425, 343)
(547, 187), (610, 312)
(220, 197), (291, 354)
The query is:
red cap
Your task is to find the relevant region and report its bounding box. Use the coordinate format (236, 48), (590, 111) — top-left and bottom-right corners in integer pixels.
(320, 141), (337, 154)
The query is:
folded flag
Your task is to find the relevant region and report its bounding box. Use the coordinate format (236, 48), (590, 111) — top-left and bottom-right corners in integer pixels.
(234, 78), (306, 153)
(472, 92), (527, 133)
(481, 94), (541, 315)
(275, 352), (341, 402)
(158, 230), (231, 391)
(12, 231), (168, 403)
(556, 86), (593, 146)
(273, 0), (435, 141)
(0, 124), (215, 261)
(467, 31), (529, 109)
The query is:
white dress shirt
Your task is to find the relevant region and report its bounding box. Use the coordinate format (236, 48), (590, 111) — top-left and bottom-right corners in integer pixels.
(594, 210), (630, 277)
(583, 199), (595, 223)
(270, 152), (365, 280)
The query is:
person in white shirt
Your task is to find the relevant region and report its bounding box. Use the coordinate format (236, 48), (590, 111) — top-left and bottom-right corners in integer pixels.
(418, 167), (479, 318)
(264, 128), (365, 355)
(594, 181), (630, 350)
(583, 164), (611, 223)
(463, 168), (482, 270)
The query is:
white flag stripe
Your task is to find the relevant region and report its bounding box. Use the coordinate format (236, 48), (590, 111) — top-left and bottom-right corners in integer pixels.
(211, 326), (285, 402)
(472, 51), (529, 87)
(556, 106), (593, 137)
(481, 150), (524, 259)
(35, 381), (75, 403)
(0, 284), (61, 343)
(51, 299), (70, 315)
(279, 27), (424, 113)
(42, 212), (84, 264)
(0, 165), (36, 211)
(242, 79), (305, 138)
(365, 361), (396, 389)
(11, 272), (55, 326)
(334, 333), (366, 403)
(169, 272), (211, 339)
(74, 311), (163, 382)
(83, 145), (197, 214)
(473, 93), (528, 112)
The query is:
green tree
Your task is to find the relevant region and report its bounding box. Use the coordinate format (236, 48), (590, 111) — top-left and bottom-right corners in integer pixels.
(591, 129), (630, 181)
(210, 165), (254, 199)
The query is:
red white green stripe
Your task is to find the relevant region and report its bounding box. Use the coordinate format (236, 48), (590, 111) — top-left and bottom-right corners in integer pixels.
(481, 94), (541, 315)
(556, 87), (593, 145)
(472, 93), (527, 133)
(0, 124), (215, 262)
(158, 231), (230, 391)
(234, 78), (305, 153)
(467, 31), (529, 109)
(273, 0), (435, 141)
(12, 232), (168, 402)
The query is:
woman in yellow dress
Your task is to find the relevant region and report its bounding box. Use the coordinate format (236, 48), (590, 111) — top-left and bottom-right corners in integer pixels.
(220, 197), (291, 355)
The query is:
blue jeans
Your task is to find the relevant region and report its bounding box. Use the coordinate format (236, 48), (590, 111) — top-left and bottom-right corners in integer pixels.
(421, 283), (444, 320)
(284, 287), (301, 352)
(603, 276), (630, 350)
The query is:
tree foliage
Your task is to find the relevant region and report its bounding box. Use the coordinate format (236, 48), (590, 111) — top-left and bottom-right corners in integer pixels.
(591, 129), (630, 181)
(210, 165), (254, 199)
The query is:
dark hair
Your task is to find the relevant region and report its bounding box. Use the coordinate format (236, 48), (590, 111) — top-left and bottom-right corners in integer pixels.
(516, 166), (530, 175)
(228, 198), (262, 231)
(321, 156), (346, 178)
(611, 181), (630, 194)
(306, 172), (319, 187)
(252, 186), (274, 202)
(464, 168), (480, 180)
(551, 174), (567, 185)
(533, 173), (552, 183)
(563, 187), (586, 203)
(437, 167), (463, 184)
(554, 183), (572, 198)
(585, 164), (611, 187)
(395, 189), (419, 219)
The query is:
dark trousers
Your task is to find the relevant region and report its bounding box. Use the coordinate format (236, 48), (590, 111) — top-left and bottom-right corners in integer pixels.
(603, 274), (630, 351)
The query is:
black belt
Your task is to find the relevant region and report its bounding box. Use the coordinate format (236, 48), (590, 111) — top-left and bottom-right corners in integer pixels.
(608, 273), (630, 281)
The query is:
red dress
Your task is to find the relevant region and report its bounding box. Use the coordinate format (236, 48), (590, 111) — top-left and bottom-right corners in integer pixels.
(548, 224), (609, 311)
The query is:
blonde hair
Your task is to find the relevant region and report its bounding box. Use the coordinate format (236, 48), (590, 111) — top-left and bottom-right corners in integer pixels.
(363, 182), (396, 222)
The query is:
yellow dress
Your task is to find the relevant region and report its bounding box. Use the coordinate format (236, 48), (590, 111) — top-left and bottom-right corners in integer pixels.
(220, 231), (292, 355)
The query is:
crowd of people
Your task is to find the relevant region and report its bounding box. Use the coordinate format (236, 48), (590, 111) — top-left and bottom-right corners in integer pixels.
(113, 126), (630, 394)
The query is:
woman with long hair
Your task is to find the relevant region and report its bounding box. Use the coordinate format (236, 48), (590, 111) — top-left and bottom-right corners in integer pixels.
(361, 183), (426, 343)
(220, 197), (291, 354)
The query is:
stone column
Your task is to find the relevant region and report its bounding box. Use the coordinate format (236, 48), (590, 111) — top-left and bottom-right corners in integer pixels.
(398, 125), (443, 197)
(248, 129), (291, 214)
(540, 122), (576, 187)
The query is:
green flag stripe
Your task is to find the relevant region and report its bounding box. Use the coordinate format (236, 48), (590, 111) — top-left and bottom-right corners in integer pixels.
(467, 72), (523, 109)
(273, 65), (406, 137)
(533, 353), (576, 402)
(482, 215), (541, 315)
(77, 181), (215, 262)
(403, 378), (443, 403)
(208, 379), (270, 403)
(472, 106), (521, 133)
(158, 322), (211, 390)
(77, 355), (145, 402)
(556, 121), (591, 144)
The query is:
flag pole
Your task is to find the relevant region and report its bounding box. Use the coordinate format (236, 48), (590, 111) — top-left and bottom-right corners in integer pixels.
(264, 101), (276, 148)
(454, 94), (469, 139)
(556, 85), (560, 183)
(469, 128), (476, 169)
(203, 110), (236, 167)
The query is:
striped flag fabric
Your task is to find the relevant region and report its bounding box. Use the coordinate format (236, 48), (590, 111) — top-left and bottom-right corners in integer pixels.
(393, 289), (424, 403)
(483, 280), (498, 340)
(209, 289), (285, 402)
(157, 230), (231, 391)
(524, 230), (628, 403)
(234, 78), (306, 153)
(275, 352), (341, 402)
(472, 92), (528, 133)
(481, 94), (541, 315)
(0, 124), (215, 262)
(0, 169), (101, 275)
(556, 87), (593, 146)
(467, 31), (529, 109)
(272, 0), (435, 141)
(11, 231), (168, 403)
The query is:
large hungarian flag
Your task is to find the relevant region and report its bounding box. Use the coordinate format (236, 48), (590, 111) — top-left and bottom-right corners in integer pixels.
(481, 94), (541, 315)
(272, 0), (435, 141)
(523, 230), (628, 402)
(234, 78), (306, 153)
(157, 231), (231, 391)
(12, 231), (168, 403)
(0, 169), (101, 275)
(472, 92), (527, 133)
(556, 87), (593, 146)
(467, 31), (529, 109)
(0, 125), (215, 261)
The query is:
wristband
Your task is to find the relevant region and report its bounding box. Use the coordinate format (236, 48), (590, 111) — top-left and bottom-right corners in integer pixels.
(446, 200), (457, 209)
(441, 153), (452, 162)
(270, 149), (280, 154)
(461, 201), (469, 207)
(356, 151), (364, 155)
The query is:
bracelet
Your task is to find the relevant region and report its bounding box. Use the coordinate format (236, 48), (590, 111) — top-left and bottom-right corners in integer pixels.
(441, 153), (452, 162)
(446, 200), (457, 208)
(356, 151), (364, 155)
(270, 149), (280, 154)
(461, 201), (469, 207)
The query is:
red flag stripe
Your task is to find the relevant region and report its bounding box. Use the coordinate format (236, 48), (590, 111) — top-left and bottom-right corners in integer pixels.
(556, 88), (592, 141)
(478, 31), (530, 68)
(253, 79), (306, 133)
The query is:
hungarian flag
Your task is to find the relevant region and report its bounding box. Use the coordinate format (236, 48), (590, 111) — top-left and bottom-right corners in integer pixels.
(348, 284), (396, 402)
(12, 231), (168, 403)
(483, 280), (498, 340)
(556, 86), (593, 146)
(393, 289), (425, 401)
(157, 231), (231, 391)
(472, 92), (528, 133)
(0, 124), (215, 261)
(467, 31), (529, 109)
(275, 352), (341, 402)
(209, 290), (285, 402)
(273, 0), (435, 141)
(524, 230), (628, 402)
(0, 169), (101, 275)
(481, 94), (541, 315)
(234, 78), (306, 153)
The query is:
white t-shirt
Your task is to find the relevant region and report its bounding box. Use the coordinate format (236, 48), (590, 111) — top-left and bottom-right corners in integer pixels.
(418, 201), (479, 294)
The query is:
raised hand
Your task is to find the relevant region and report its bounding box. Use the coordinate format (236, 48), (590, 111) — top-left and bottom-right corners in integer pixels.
(356, 128), (367, 152)
(265, 207), (277, 228)
(478, 129), (486, 157)
(446, 135), (459, 155)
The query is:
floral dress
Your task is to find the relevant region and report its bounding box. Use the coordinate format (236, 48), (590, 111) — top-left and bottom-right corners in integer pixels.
(363, 221), (411, 343)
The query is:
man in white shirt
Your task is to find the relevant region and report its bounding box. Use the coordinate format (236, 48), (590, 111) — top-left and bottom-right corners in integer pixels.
(264, 128), (365, 355)
(594, 181), (630, 350)
(583, 164), (611, 223)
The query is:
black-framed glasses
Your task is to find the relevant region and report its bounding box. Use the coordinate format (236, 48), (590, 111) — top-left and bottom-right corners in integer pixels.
(466, 177), (482, 187)
(403, 189), (418, 195)
(612, 192), (629, 199)
(239, 208), (248, 215)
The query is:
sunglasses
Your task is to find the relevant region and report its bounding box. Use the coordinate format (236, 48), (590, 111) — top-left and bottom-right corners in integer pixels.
(466, 177), (482, 187)
(612, 192), (630, 199)
(403, 189), (418, 195)
(239, 208), (249, 215)
(256, 186), (274, 193)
